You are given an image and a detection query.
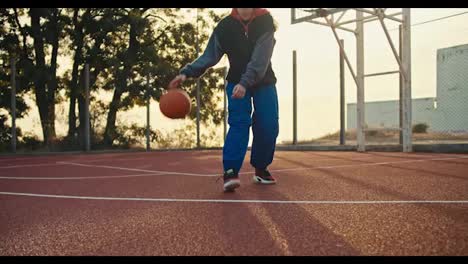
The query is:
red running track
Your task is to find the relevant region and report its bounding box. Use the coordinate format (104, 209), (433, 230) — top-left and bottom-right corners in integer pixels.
(0, 150), (468, 256)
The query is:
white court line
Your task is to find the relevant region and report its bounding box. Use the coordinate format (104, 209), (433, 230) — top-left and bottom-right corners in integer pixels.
(269, 156), (468, 173)
(66, 157), (148, 164)
(242, 156), (468, 174)
(0, 173), (164, 180)
(277, 153), (468, 163)
(58, 156), (468, 178)
(59, 161), (219, 177)
(0, 157), (148, 168)
(0, 163), (67, 169)
(3, 156), (466, 181)
(0, 191), (467, 204)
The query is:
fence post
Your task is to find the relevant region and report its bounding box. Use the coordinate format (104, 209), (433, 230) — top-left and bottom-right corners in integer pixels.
(10, 57), (16, 153)
(146, 73), (151, 151)
(401, 8), (413, 152)
(84, 64), (90, 152)
(195, 8), (201, 149)
(339, 39), (346, 145)
(399, 25), (403, 145)
(356, 10), (365, 152)
(292, 50), (297, 145)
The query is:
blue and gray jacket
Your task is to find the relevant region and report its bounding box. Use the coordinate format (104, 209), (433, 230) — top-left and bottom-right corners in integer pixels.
(180, 9), (277, 90)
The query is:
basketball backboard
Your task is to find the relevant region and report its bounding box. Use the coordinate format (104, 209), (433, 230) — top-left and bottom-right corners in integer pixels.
(291, 8), (350, 24)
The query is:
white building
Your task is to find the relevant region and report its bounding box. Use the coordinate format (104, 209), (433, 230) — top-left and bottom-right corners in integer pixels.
(347, 43), (468, 133)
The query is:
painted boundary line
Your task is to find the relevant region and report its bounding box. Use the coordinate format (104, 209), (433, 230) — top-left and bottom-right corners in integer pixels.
(0, 163), (67, 169)
(61, 156), (468, 177)
(0, 173), (163, 180)
(0, 191), (467, 204)
(1, 156), (467, 180)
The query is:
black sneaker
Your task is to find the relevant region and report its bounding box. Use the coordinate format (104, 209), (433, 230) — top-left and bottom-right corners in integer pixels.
(222, 169), (240, 192)
(253, 168), (276, 185)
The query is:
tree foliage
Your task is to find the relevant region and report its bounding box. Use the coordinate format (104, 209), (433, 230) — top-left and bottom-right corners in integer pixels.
(0, 8), (229, 151)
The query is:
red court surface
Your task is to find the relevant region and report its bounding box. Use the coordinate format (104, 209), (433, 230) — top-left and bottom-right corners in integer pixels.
(1, 150), (467, 256)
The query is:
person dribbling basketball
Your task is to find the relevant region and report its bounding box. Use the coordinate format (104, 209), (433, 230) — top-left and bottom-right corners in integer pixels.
(170, 8), (278, 192)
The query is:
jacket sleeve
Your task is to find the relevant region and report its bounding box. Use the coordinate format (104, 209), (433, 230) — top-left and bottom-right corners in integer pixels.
(180, 31), (224, 78)
(238, 30), (276, 89)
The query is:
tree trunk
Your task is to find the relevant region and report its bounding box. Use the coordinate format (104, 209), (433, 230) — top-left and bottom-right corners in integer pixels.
(47, 8), (60, 148)
(13, 8), (29, 57)
(102, 85), (124, 146)
(30, 8), (56, 146)
(102, 16), (139, 146)
(76, 31), (106, 149)
(68, 8), (85, 140)
(77, 69), (87, 149)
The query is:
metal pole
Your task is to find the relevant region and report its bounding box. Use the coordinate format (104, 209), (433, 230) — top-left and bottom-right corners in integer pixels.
(335, 10), (348, 24)
(375, 8), (408, 82)
(322, 15), (362, 149)
(306, 20), (356, 34)
(196, 82), (201, 148)
(292, 50), (298, 145)
(196, 8), (201, 149)
(223, 66), (227, 143)
(10, 57), (16, 153)
(336, 11), (402, 27)
(364, 70), (400, 78)
(401, 8), (412, 152)
(291, 8), (296, 24)
(339, 40), (345, 145)
(324, 16), (359, 88)
(146, 73), (150, 151)
(84, 64), (90, 152)
(356, 10), (365, 152)
(399, 25), (403, 145)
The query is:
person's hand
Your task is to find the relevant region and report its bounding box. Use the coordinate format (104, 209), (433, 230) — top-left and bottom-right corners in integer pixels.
(232, 84), (246, 99)
(168, 74), (187, 90)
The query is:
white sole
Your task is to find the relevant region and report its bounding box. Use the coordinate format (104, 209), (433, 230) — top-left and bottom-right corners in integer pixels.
(253, 175), (276, 185)
(223, 179), (241, 192)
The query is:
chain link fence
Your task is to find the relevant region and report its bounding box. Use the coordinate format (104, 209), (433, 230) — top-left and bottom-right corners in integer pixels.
(1, 8), (468, 154)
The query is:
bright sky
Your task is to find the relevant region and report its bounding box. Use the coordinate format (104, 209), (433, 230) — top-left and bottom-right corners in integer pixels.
(15, 8), (468, 146)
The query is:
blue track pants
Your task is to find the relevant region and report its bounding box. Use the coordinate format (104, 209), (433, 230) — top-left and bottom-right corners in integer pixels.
(223, 82), (279, 173)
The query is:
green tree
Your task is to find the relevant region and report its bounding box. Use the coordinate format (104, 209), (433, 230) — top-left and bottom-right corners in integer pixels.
(99, 8), (226, 147)
(28, 8), (70, 147)
(1, 8), (229, 151)
(0, 8), (30, 150)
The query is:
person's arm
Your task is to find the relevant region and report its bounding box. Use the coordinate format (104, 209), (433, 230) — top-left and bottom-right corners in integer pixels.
(180, 31), (224, 79)
(238, 31), (276, 90)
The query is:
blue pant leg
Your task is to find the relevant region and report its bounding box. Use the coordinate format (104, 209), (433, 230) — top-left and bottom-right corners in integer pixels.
(250, 84), (279, 169)
(223, 83), (252, 173)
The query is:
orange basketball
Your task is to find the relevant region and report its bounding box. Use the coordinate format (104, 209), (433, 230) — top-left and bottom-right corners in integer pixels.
(159, 89), (191, 119)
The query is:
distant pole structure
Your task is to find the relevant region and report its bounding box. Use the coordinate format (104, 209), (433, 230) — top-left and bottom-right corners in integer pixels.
(290, 8), (412, 152)
(401, 8), (412, 152)
(356, 10), (365, 152)
(195, 8), (201, 149)
(223, 66), (228, 143)
(399, 25), (403, 145)
(339, 39), (345, 145)
(84, 64), (90, 152)
(10, 57), (16, 153)
(292, 50), (298, 145)
(146, 73), (151, 151)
